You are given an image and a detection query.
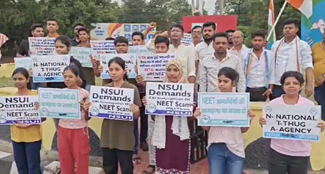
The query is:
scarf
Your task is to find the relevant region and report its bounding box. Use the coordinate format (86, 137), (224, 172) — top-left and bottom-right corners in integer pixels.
(152, 59), (190, 149)
(275, 36), (301, 72)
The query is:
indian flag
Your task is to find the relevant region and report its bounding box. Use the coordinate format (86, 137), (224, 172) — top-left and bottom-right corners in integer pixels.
(286, 0), (313, 18)
(267, 0), (276, 49)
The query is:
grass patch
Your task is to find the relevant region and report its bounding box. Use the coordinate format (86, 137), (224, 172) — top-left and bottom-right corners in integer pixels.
(0, 77), (13, 88)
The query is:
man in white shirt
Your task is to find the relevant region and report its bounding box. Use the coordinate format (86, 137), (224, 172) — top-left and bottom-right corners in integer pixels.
(189, 26), (202, 49)
(270, 18), (314, 99)
(229, 30), (249, 57)
(147, 24), (196, 83)
(242, 31), (274, 101)
(195, 22), (216, 75)
(199, 32), (246, 93)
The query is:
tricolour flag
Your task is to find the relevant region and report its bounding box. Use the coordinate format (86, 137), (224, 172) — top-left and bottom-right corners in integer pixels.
(286, 0), (313, 18)
(0, 33), (9, 61)
(267, 0), (276, 49)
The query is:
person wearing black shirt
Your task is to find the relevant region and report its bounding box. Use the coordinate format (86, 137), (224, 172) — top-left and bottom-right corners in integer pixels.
(16, 24), (44, 57)
(70, 23), (85, 46)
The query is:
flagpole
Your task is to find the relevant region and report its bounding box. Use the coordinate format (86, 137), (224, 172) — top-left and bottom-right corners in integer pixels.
(267, 0), (288, 41)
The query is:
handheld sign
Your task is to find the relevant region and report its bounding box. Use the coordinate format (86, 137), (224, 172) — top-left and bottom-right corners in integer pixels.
(181, 33), (193, 46)
(100, 54), (137, 79)
(89, 86), (135, 121)
(137, 54), (176, 81)
(0, 96), (41, 125)
(263, 105), (321, 142)
(145, 82), (194, 116)
(38, 88), (81, 119)
(69, 47), (92, 68)
(90, 40), (115, 56)
(32, 55), (70, 83)
(28, 37), (55, 55)
(198, 92), (250, 127)
(14, 57), (32, 70)
(128, 45), (152, 54)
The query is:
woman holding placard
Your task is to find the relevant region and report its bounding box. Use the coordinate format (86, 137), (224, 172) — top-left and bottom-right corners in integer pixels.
(259, 71), (325, 174)
(142, 59), (192, 174)
(193, 67), (255, 174)
(85, 57), (141, 174)
(50, 65), (91, 174)
(10, 68), (43, 174)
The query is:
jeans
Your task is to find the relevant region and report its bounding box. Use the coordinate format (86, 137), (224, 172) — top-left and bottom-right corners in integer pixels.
(12, 140), (42, 174)
(134, 119), (139, 154)
(268, 148), (309, 174)
(208, 143), (244, 174)
(102, 148), (133, 174)
(315, 83), (325, 120)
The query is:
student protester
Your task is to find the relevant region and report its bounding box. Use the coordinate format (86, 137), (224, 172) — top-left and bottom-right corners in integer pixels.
(85, 57), (141, 174)
(194, 67), (255, 174)
(135, 35), (170, 174)
(71, 23), (85, 46)
(43, 66), (91, 174)
(142, 59), (192, 173)
(46, 19), (60, 38)
(10, 68), (45, 174)
(259, 71), (325, 174)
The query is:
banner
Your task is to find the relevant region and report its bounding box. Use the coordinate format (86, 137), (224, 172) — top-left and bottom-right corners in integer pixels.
(0, 96), (41, 125)
(137, 54), (176, 81)
(14, 57), (31, 70)
(89, 86), (134, 121)
(263, 105), (321, 142)
(28, 37), (55, 55)
(145, 82), (194, 116)
(301, 0), (325, 46)
(181, 33), (193, 46)
(90, 23), (156, 43)
(69, 47), (92, 68)
(90, 40), (116, 56)
(32, 55), (70, 83)
(38, 88), (81, 119)
(198, 92), (250, 127)
(100, 54), (137, 79)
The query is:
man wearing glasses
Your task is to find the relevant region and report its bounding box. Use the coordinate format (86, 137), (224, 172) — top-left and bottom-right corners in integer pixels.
(228, 30), (249, 57)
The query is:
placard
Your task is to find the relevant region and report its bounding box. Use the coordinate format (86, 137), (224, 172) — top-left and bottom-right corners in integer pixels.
(129, 45), (152, 54)
(0, 96), (41, 125)
(14, 57), (31, 70)
(38, 88), (81, 119)
(32, 55), (70, 83)
(145, 82), (194, 116)
(198, 92), (250, 127)
(69, 47), (92, 68)
(181, 33), (193, 46)
(100, 54), (137, 79)
(89, 86), (134, 121)
(263, 105), (321, 142)
(137, 54), (176, 81)
(90, 40), (115, 56)
(28, 37), (55, 55)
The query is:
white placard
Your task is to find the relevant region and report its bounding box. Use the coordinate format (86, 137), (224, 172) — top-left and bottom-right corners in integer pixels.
(69, 47), (92, 68)
(28, 37), (56, 55)
(100, 53), (137, 79)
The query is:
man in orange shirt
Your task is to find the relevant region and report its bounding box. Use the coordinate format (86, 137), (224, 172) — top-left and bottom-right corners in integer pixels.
(312, 31), (325, 120)
(46, 19), (60, 38)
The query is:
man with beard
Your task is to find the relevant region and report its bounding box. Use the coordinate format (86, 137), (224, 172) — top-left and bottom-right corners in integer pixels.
(195, 22), (215, 76)
(242, 31), (274, 101)
(226, 29), (235, 49)
(71, 23), (85, 46)
(199, 32), (245, 93)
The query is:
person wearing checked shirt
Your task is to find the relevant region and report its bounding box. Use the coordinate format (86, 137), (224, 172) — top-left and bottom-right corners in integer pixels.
(242, 31), (275, 101)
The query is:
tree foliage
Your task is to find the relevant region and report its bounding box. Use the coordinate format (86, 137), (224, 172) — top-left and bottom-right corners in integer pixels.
(0, 0), (191, 56)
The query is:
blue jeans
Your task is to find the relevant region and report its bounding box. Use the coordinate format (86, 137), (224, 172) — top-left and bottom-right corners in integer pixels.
(315, 83), (325, 120)
(208, 143), (244, 174)
(134, 119), (139, 154)
(12, 140), (42, 174)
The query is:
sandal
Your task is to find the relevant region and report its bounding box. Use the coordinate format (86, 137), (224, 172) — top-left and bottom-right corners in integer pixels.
(142, 165), (155, 174)
(132, 155), (142, 164)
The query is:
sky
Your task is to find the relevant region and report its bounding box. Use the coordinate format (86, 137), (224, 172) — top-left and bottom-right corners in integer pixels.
(112, 0), (216, 15)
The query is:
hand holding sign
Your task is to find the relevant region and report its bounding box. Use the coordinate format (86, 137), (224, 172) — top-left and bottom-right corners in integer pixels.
(130, 104), (140, 118)
(317, 122), (325, 132)
(259, 117), (266, 127)
(193, 108), (201, 119)
(248, 110), (255, 122)
(136, 75), (145, 87)
(83, 100), (91, 112)
(98, 65), (103, 73)
(35, 102), (39, 110)
(14, 122), (32, 128)
(142, 96), (147, 106)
